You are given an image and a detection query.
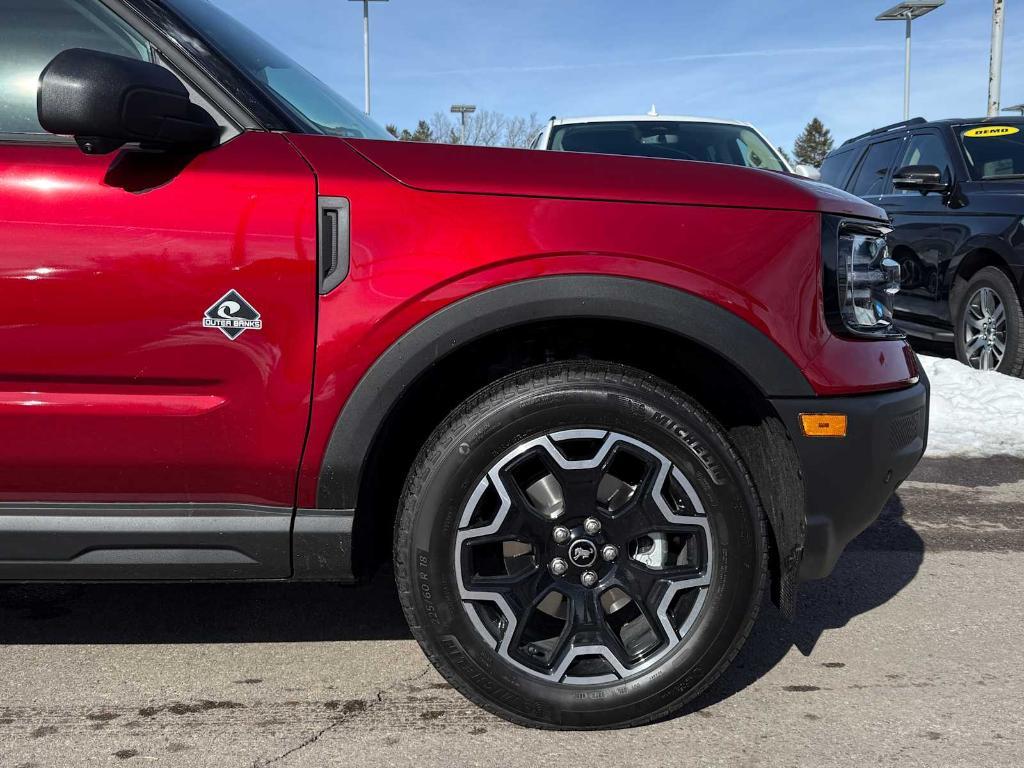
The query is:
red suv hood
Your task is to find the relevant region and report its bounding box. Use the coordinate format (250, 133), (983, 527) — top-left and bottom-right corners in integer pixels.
(344, 138), (883, 219)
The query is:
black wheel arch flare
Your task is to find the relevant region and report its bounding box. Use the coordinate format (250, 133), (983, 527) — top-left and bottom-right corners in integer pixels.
(318, 275), (813, 509)
(312, 276), (815, 604)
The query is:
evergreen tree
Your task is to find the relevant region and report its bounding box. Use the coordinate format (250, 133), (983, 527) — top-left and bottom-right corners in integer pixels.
(777, 146), (793, 166)
(793, 118), (834, 167)
(389, 120), (436, 142)
(407, 120), (435, 142)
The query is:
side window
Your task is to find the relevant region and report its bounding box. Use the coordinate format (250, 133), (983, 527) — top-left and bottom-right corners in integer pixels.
(848, 139), (902, 198)
(895, 132), (952, 185)
(0, 0), (150, 136)
(820, 148), (857, 189)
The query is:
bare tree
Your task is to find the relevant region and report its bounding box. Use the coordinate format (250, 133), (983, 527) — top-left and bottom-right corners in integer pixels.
(471, 110), (506, 146)
(410, 110), (542, 148)
(503, 112), (544, 148)
(430, 112), (460, 144)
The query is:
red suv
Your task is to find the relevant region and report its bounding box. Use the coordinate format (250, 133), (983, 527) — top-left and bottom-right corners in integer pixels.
(1, 0), (928, 729)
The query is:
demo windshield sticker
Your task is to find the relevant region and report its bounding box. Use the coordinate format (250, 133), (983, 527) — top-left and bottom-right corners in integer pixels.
(963, 126), (1020, 139)
(203, 290), (262, 340)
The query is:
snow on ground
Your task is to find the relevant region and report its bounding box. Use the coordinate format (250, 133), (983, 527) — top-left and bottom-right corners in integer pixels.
(919, 355), (1024, 458)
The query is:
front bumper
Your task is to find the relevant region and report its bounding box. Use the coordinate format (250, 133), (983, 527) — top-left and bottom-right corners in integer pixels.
(770, 371), (930, 581)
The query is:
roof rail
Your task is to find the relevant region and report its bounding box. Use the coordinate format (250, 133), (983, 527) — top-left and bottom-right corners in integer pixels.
(841, 117), (927, 147)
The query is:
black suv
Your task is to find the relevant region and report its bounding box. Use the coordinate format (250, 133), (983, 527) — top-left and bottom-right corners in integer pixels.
(821, 117), (1024, 375)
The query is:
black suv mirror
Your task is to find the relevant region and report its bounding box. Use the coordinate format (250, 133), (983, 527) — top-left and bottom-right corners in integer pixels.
(37, 48), (220, 155)
(892, 164), (950, 194)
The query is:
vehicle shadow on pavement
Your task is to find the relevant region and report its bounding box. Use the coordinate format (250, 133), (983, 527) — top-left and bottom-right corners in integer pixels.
(0, 571), (413, 645)
(688, 492), (925, 711)
(0, 494), (924, 714)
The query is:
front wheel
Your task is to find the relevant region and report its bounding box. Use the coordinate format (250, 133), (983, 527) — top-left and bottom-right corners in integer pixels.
(394, 363), (766, 729)
(953, 266), (1024, 376)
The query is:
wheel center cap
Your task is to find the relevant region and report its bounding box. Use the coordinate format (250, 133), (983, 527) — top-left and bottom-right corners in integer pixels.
(568, 539), (598, 568)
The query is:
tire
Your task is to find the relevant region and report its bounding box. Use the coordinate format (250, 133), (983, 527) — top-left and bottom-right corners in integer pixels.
(394, 362), (767, 729)
(953, 266), (1024, 377)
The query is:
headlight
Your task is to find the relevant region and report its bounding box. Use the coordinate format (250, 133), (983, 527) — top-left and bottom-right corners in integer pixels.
(822, 216), (902, 337)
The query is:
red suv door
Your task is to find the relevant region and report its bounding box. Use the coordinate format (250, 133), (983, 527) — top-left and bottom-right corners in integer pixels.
(0, 0), (316, 578)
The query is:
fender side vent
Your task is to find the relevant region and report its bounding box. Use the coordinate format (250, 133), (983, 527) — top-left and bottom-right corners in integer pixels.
(318, 196), (350, 294)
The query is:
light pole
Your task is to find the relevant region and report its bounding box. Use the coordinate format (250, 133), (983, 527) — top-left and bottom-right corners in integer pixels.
(988, 0), (1006, 116)
(348, 0), (389, 115)
(876, 1), (945, 120)
(1003, 104), (1024, 116)
(451, 104), (477, 145)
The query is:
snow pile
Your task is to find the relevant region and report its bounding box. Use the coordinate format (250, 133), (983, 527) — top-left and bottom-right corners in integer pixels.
(919, 355), (1024, 457)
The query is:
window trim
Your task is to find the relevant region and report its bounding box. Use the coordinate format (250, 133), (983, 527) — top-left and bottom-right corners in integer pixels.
(875, 130), (954, 208)
(950, 124), (978, 180)
(891, 128), (955, 187)
(846, 136), (906, 199)
(0, 132), (78, 147)
(121, 0), (304, 133)
(107, 0), (259, 130)
(0, 0), (152, 139)
(820, 147), (859, 190)
(888, 127), (979, 201)
(0, 0), (255, 146)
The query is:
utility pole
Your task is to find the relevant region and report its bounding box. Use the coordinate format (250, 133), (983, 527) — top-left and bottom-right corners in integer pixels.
(348, 0), (389, 115)
(903, 12), (912, 120)
(988, 0), (1006, 117)
(451, 104), (477, 145)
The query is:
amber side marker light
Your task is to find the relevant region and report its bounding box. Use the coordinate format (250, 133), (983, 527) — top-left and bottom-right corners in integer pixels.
(799, 413), (848, 438)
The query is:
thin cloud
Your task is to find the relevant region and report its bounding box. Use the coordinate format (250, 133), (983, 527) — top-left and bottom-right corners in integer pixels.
(395, 39), (988, 79)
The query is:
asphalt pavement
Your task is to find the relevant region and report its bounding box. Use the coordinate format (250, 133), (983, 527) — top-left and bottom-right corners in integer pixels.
(1, 456), (1022, 768)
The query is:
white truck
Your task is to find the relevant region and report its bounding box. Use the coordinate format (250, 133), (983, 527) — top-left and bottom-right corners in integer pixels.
(532, 110), (821, 179)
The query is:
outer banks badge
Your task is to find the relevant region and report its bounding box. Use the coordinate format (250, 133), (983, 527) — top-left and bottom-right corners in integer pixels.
(203, 290), (262, 340)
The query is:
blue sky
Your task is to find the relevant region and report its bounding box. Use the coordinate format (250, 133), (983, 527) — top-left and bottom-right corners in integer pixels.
(209, 0), (1023, 151)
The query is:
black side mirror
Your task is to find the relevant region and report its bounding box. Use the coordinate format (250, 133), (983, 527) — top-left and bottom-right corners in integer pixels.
(37, 48), (220, 155)
(892, 164), (950, 194)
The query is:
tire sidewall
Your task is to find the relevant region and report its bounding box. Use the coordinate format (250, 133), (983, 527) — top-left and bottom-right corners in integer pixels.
(954, 268), (1024, 376)
(400, 369), (764, 728)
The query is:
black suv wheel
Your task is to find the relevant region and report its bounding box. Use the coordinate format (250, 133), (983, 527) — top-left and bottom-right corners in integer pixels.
(954, 267), (1024, 376)
(394, 363), (767, 729)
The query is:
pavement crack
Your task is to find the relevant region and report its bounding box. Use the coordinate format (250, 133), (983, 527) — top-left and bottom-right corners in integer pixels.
(248, 665), (432, 768)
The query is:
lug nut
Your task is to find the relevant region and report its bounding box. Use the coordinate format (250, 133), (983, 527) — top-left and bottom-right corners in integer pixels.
(584, 517), (602, 535)
(552, 526), (570, 544)
(601, 544), (618, 562)
(581, 570), (599, 587)
(549, 558), (568, 576)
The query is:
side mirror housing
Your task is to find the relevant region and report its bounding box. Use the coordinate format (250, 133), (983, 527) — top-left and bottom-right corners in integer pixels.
(37, 48), (219, 155)
(892, 164), (950, 194)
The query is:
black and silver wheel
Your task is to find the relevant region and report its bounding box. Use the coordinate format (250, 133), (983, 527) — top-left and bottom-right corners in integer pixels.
(954, 267), (1024, 376)
(394, 363), (767, 729)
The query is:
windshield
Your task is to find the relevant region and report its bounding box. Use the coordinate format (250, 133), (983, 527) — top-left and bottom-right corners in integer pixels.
(549, 120), (786, 172)
(958, 123), (1024, 180)
(164, 0), (391, 140)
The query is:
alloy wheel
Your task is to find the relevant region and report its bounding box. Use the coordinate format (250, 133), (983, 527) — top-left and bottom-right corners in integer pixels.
(963, 286), (1006, 371)
(454, 429), (714, 685)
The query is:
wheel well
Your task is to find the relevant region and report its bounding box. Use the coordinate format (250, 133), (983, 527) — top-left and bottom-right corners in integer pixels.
(952, 249), (1014, 297)
(351, 318), (804, 611)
